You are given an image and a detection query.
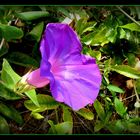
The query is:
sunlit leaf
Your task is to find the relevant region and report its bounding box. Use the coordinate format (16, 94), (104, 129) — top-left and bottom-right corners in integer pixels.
(111, 65), (140, 79)
(105, 28), (117, 43)
(1, 59), (39, 106)
(31, 112), (44, 120)
(91, 27), (109, 46)
(25, 90), (39, 107)
(120, 22), (140, 32)
(107, 84), (125, 93)
(0, 115), (10, 134)
(75, 18), (97, 35)
(24, 94), (59, 112)
(82, 21), (97, 34)
(90, 50), (101, 61)
(1, 59), (21, 89)
(119, 28), (131, 40)
(81, 32), (95, 45)
(76, 108), (94, 120)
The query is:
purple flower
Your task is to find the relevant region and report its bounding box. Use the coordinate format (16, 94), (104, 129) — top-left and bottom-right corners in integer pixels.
(27, 23), (102, 111)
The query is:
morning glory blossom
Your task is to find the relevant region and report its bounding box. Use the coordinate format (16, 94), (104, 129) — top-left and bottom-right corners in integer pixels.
(26, 23), (102, 111)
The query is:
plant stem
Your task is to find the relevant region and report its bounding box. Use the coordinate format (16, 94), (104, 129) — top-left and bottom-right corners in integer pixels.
(116, 6), (140, 26)
(0, 38), (5, 50)
(133, 80), (140, 102)
(0, 20), (12, 50)
(55, 109), (59, 123)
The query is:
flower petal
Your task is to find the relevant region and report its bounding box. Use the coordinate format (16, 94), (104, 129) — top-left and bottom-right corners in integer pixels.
(50, 61), (102, 111)
(82, 54), (96, 64)
(27, 68), (50, 88)
(40, 23), (83, 67)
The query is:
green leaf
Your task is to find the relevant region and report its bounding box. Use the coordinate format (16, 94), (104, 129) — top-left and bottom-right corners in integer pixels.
(56, 7), (71, 19)
(0, 115), (10, 134)
(90, 26), (109, 46)
(76, 108), (94, 120)
(25, 90), (39, 107)
(75, 18), (87, 35)
(47, 120), (57, 134)
(85, 49), (101, 61)
(92, 50), (101, 61)
(109, 120), (140, 133)
(48, 120), (73, 134)
(107, 84), (125, 93)
(105, 27), (117, 43)
(120, 22), (140, 32)
(111, 65), (140, 79)
(104, 111), (112, 124)
(107, 120), (125, 133)
(0, 102), (23, 125)
(129, 117), (140, 123)
(82, 21), (97, 34)
(127, 53), (136, 67)
(1, 59), (21, 89)
(16, 11), (49, 21)
(75, 18), (96, 35)
(28, 22), (44, 42)
(1, 59), (39, 106)
(7, 52), (39, 68)
(125, 122), (140, 133)
(94, 100), (106, 121)
(0, 82), (21, 100)
(54, 122), (73, 134)
(94, 120), (105, 132)
(31, 112), (44, 120)
(62, 105), (73, 122)
(24, 94), (59, 112)
(0, 24), (23, 40)
(114, 97), (127, 117)
(82, 25), (109, 46)
(119, 28), (126, 39)
(119, 28), (131, 40)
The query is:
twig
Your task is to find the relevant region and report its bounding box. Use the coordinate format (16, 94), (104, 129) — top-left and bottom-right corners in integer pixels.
(116, 6), (140, 27)
(122, 94), (136, 101)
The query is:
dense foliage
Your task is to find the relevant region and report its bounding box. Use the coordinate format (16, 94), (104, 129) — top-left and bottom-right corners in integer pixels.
(0, 6), (140, 134)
